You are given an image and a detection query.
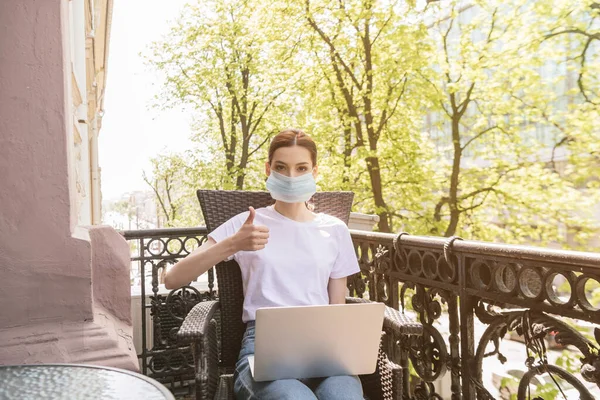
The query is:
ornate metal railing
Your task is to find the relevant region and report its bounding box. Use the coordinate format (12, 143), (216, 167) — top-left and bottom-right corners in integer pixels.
(123, 228), (215, 397)
(349, 230), (600, 399)
(123, 227), (600, 399)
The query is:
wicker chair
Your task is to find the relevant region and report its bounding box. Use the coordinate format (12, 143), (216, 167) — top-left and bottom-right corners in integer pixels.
(178, 190), (422, 400)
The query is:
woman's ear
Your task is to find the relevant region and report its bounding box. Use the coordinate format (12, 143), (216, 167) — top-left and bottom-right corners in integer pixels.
(312, 165), (318, 179)
(265, 161), (271, 177)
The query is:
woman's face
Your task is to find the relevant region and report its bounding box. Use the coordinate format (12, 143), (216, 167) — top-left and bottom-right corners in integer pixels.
(266, 145), (318, 179)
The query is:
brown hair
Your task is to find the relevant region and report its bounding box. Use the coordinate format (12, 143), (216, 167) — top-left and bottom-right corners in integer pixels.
(268, 129), (317, 166)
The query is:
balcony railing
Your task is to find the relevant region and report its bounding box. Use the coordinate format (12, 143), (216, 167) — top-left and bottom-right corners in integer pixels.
(123, 227), (213, 397)
(122, 227), (600, 399)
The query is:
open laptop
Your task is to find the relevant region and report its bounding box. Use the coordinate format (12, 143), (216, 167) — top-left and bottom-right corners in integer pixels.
(248, 302), (385, 382)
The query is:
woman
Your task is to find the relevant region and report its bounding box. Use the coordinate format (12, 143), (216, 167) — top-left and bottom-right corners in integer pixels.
(165, 129), (363, 400)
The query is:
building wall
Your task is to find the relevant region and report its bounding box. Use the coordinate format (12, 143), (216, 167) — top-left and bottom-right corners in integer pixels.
(0, 0), (93, 326)
(67, 0), (108, 226)
(0, 0), (136, 370)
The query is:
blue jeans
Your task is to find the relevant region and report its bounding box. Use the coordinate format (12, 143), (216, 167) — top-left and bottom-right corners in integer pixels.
(233, 322), (364, 400)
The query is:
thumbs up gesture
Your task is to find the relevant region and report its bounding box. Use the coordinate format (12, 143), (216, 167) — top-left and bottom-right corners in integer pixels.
(232, 207), (270, 251)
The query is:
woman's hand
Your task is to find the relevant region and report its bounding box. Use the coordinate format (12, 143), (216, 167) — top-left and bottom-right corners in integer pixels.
(165, 207), (268, 289)
(232, 207), (270, 251)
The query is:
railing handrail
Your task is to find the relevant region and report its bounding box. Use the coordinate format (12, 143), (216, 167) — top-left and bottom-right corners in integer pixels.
(349, 229), (600, 268)
(121, 227), (600, 267)
(121, 227), (208, 239)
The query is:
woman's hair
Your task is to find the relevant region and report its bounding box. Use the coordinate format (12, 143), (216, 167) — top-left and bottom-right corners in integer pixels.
(268, 129), (317, 166)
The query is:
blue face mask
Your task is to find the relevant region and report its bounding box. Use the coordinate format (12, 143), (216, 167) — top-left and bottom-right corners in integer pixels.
(266, 170), (317, 203)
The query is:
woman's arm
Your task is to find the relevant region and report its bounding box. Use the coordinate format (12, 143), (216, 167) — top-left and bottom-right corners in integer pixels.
(328, 277), (348, 304)
(164, 237), (234, 289)
(164, 207), (269, 289)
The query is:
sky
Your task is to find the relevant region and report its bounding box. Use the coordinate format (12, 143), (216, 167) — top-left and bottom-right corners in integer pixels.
(99, 0), (194, 202)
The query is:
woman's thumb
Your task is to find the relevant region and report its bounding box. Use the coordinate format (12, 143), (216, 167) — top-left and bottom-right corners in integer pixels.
(244, 206), (255, 225)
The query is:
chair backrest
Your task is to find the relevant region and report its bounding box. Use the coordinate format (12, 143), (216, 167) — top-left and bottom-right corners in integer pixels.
(196, 189), (354, 371)
(198, 190), (354, 231)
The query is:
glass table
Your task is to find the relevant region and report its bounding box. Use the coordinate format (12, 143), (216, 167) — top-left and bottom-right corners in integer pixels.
(0, 364), (175, 400)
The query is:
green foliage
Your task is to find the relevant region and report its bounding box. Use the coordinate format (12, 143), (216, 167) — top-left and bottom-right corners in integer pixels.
(146, 0), (300, 191)
(143, 0), (600, 248)
(110, 200), (136, 221)
(556, 349), (581, 374)
(143, 152), (202, 227)
(416, 0), (600, 245)
(294, 0), (434, 232)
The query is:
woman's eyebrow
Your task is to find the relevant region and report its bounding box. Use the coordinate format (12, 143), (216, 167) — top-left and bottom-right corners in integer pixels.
(273, 161), (310, 166)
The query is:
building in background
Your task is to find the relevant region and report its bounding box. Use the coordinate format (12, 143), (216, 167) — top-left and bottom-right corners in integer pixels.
(68, 0), (109, 225)
(103, 191), (159, 230)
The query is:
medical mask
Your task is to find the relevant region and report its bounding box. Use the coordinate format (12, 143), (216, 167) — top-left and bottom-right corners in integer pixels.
(266, 170), (317, 203)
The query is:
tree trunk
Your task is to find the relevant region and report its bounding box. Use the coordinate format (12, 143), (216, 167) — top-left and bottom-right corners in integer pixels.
(362, 10), (390, 232)
(366, 156), (390, 232)
(343, 125), (352, 184)
(445, 115), (462, 237)
(237, 145), (248, 190)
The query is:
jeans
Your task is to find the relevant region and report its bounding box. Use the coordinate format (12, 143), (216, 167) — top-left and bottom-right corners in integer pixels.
(233, 322), (364, 400)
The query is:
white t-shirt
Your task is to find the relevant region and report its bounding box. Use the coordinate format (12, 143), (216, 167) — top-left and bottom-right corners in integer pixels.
(209, 205), (360, 322)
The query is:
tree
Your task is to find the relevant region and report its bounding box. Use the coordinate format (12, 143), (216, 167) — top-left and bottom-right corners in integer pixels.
(531, 0), (600, 191)
(417, 0), (599, 247)
(110, 200), (136, 230)
(143, 153), (199, 227)
(297, 0), (432, 232)
(419, 1), (529, 237)
(147, 0), (299, 190)
(539, 0), (600, 106)
(145, 0), (599, 249)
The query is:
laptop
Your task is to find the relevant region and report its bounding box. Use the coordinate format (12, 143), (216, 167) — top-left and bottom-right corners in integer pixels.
(248, 302), (385, 382)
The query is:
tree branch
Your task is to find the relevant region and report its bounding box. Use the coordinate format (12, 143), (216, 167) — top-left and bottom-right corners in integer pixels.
(458, 83), (475, 116)
(544, 29), (600, 41)
(305, 0), (362, 90)
(461, 125), (498, 151)
(577, 37), (598, 105)
(143, 171), (171, 223)
(248, 89), (286, 139)
(376, 74), (408, 138)
(247, 133), (273, 159)
(442, 15), (455, 90)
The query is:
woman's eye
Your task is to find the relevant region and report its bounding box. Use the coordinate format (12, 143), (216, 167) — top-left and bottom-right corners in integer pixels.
(275, 165), (285, 171)
(298, 167), (308, 172)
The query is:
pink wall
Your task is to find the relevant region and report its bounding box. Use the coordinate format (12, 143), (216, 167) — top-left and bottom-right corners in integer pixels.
(90, 227), (133, 324)
(0, 0), (93, 328)
(0, 0), (138, 370)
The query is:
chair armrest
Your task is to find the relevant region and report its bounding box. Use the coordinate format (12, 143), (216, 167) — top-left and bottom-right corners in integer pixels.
(384, 305), (422, 336)
(346, 297), (423, 336)
(177, 300), (220, 344)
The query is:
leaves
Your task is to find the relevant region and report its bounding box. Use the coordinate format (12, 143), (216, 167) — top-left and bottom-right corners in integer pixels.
(142, 0), (599, 248)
